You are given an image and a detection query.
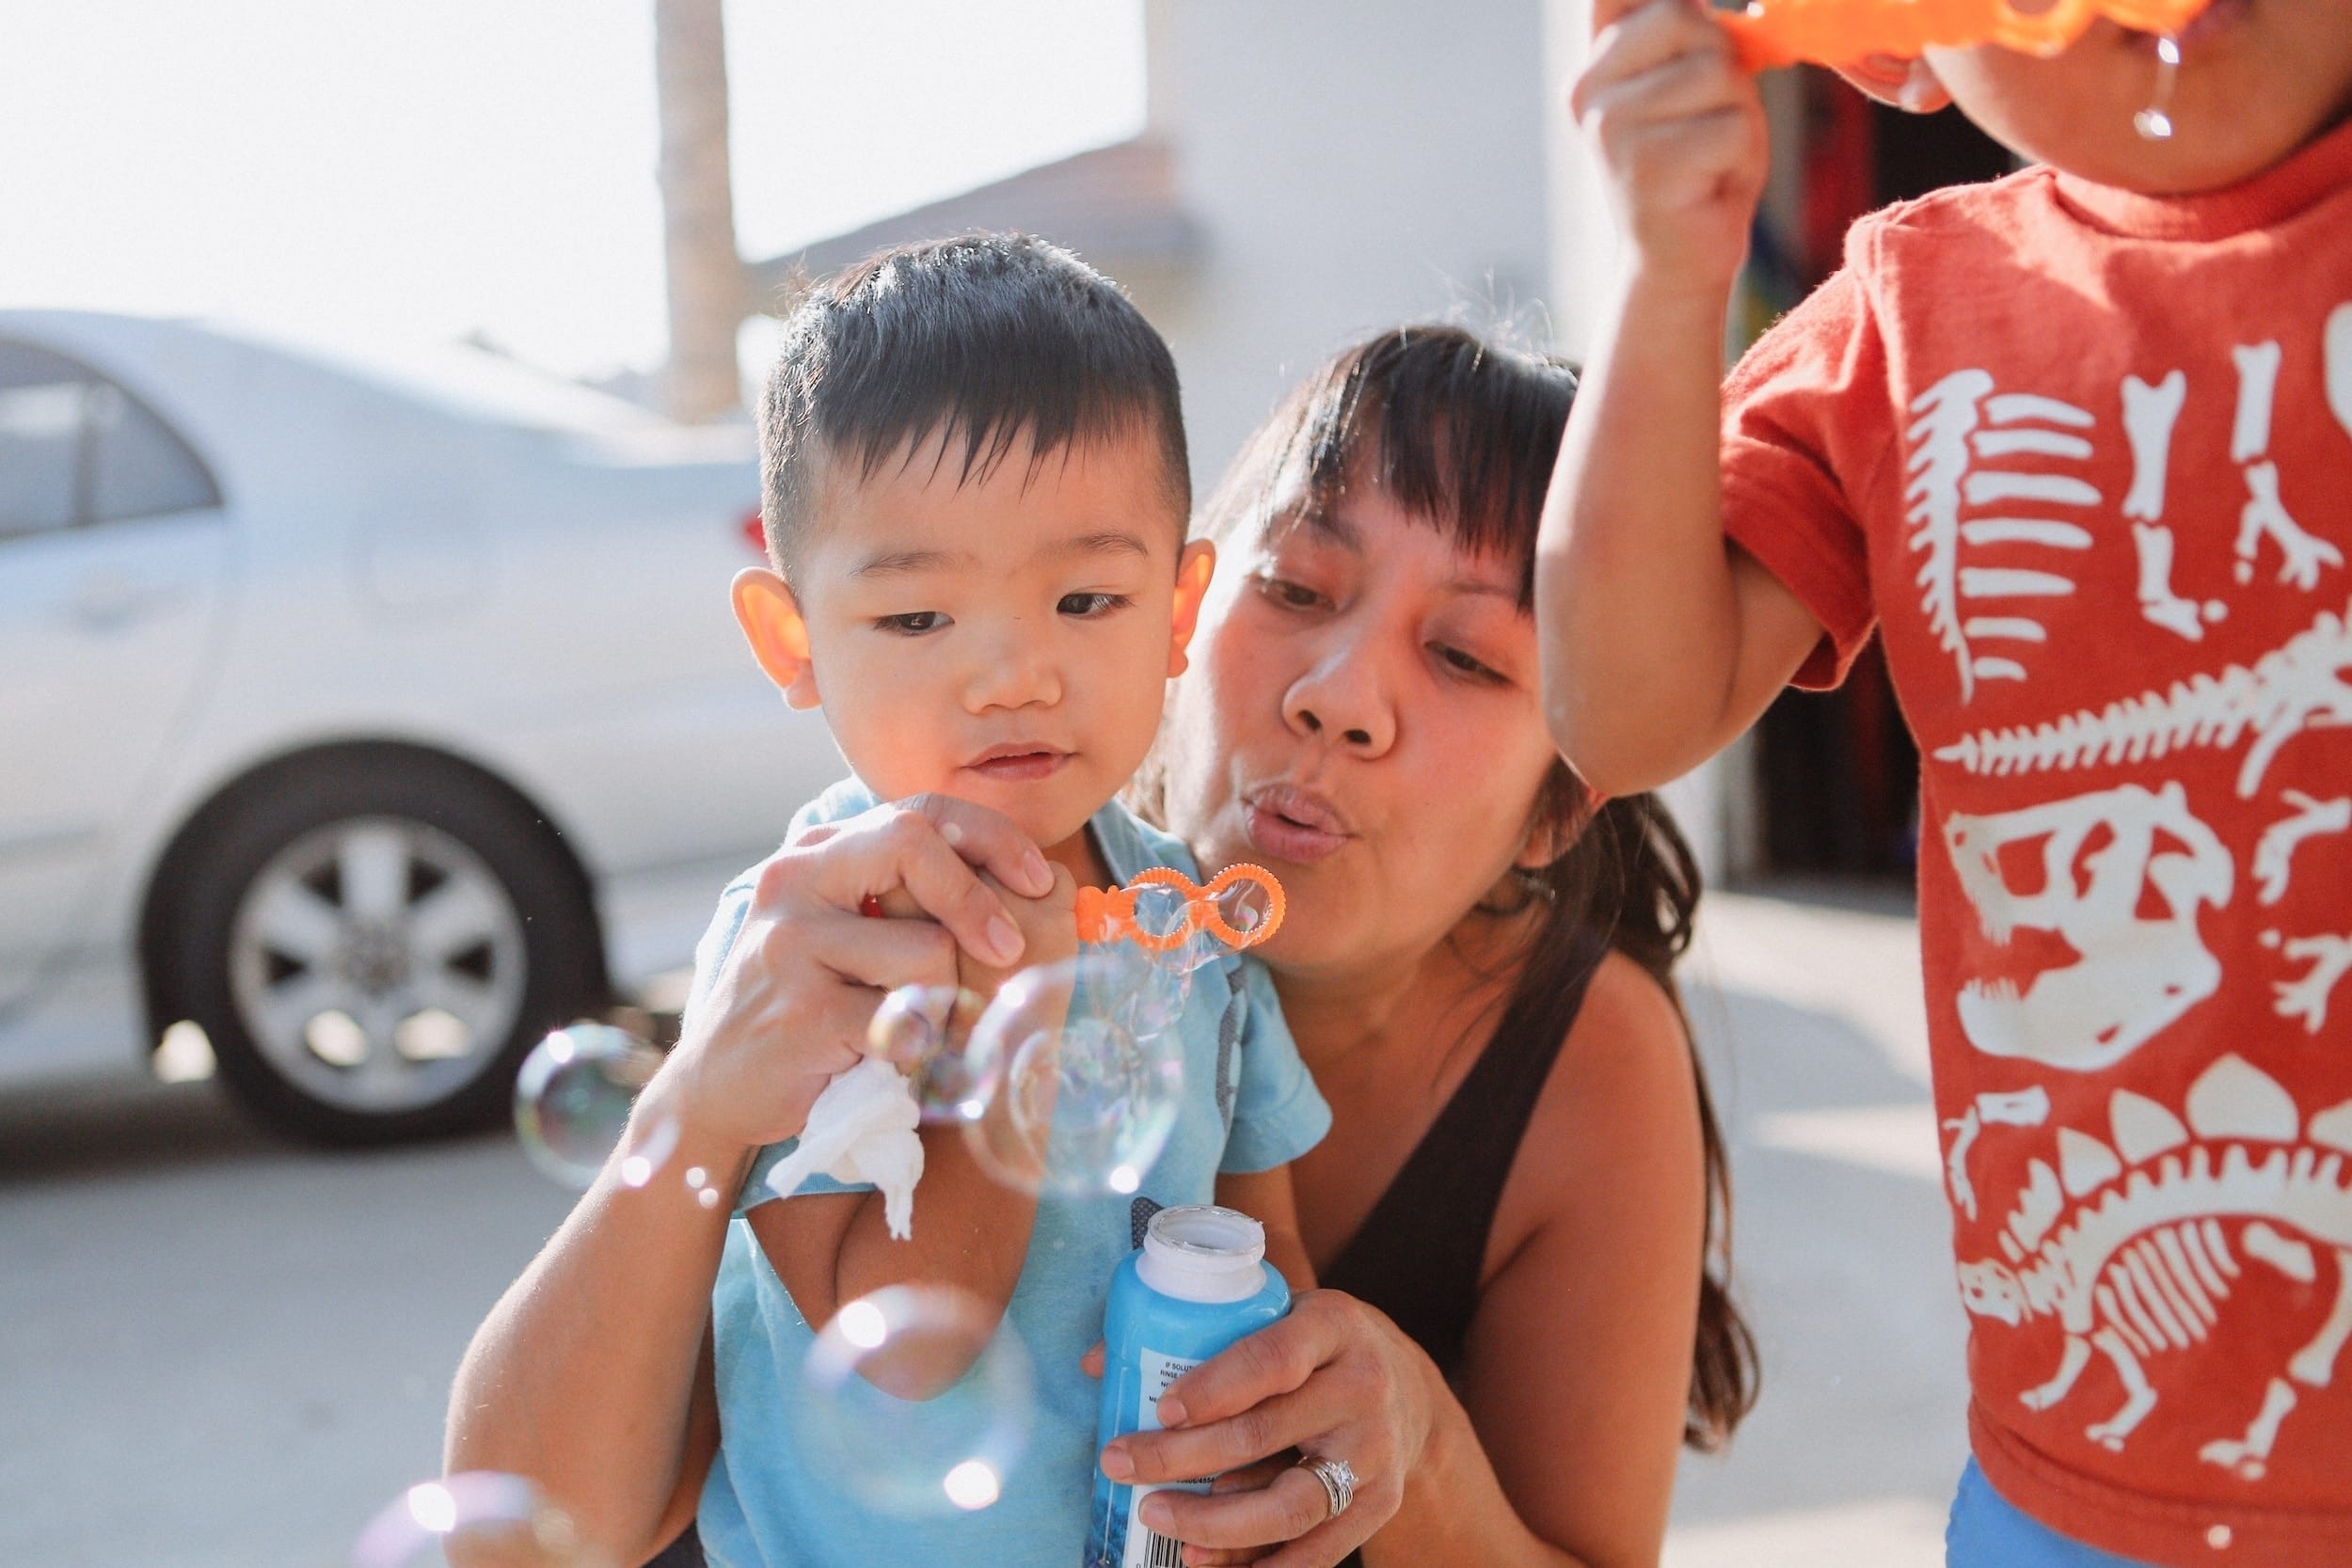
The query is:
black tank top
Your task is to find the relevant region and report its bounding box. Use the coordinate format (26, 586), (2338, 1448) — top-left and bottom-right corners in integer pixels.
(1322, 928), (1608, 1567)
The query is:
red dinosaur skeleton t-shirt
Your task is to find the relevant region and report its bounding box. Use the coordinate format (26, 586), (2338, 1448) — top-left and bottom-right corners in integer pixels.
(1722, 116), (2352, 1567)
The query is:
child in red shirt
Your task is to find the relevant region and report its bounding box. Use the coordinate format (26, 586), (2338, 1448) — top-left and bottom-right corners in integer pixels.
(1540, 5), (2352, 1564)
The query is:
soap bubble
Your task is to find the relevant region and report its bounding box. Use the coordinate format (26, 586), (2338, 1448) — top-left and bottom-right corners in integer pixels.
(866, 985), (990, 1121)
(350, 1472), (600, 1568)
(959, 955), (1184, 1197)
(1126, 879), (1193, 944)
(1206, 875), (1278, 945)
(791, 1285), (1034, 1518)
(682, 1164), (725, 1211)
(1123, 878), (1226, 979)
(513, 1023), (667, 1190)
(1102, 944), (1192, 1042)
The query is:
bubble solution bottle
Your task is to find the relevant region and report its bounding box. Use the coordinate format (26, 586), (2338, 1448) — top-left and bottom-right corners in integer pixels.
(1086, 1205), (1291, 1568)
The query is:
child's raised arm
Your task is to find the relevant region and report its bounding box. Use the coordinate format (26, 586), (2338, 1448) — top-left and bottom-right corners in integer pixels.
(1537, 0), (1822, 797)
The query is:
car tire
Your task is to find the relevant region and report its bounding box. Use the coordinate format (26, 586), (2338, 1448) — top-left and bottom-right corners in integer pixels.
(152, 752), (606, 1146)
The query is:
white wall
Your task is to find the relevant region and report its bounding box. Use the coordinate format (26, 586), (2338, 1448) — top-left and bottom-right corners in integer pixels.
(1140, 0), (1554, 494)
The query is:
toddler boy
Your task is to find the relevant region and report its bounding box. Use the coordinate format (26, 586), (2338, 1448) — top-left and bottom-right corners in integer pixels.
(690, 233), (1327, 1568)
(1543, 5), (2352, 1564)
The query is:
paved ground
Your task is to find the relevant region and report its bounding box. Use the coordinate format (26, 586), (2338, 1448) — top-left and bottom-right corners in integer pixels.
(0, 884), (1966, 1566)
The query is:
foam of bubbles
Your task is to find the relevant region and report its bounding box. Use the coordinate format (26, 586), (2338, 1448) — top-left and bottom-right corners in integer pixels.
(791, 1285), (1034, 1518)
(350, 1472), (598, 1568)
(957, 955), (1184, 1197)
(513, 1023), (666, 1190)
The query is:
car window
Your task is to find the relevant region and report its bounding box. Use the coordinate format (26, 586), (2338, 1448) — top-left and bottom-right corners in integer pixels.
(0, 345), (86, 539)
(0, 338), (221, 538)
(86, 379), (221, 522)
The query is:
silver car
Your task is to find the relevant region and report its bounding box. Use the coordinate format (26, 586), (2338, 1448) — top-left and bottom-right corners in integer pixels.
(0, 310), (836, 1142)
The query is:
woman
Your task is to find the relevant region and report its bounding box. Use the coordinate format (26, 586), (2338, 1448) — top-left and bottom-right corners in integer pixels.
(447, 325), (1754, 1568)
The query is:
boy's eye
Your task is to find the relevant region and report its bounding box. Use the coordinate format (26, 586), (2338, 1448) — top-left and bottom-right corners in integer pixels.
(1057, 592), (1131, 617)
(876, 610), (946, 635)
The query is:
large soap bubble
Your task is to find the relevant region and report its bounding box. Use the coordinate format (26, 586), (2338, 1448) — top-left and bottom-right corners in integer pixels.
(790, 1285), (1035, 1518)
(351, 1472), (601, 1568)
(958, 954), (1184, 1198)
(512, 1023), (673, 1190)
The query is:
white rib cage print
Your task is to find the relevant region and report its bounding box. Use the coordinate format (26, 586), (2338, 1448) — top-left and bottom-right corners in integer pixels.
(1906, 372), (2099, 703)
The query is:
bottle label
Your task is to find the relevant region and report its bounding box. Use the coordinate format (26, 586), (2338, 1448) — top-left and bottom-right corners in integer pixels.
(1122, 1350), (1210, 1568)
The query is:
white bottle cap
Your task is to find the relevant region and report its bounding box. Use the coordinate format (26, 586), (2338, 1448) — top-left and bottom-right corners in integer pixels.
(1137, 1205), (1267, 1304)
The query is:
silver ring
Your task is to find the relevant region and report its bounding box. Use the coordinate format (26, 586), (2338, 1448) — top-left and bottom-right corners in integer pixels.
(1300, 1455), (1357, 1519)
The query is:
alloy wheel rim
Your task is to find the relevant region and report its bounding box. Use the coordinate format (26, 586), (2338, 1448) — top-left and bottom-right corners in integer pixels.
(228, 816), (527, 1114)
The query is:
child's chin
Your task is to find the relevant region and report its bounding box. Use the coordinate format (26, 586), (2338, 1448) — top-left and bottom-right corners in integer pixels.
(1005, 800), (1098, 857)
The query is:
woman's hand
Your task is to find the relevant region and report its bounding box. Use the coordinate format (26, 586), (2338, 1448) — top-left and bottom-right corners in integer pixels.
(1097, 1291), (1439, 1568)
(660, 793), (1056, 1155)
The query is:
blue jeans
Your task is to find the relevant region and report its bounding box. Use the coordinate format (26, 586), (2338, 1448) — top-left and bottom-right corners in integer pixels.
(1947, 1460), (2161, 1567)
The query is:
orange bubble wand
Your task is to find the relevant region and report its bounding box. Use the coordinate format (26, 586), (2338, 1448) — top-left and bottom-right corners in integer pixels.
(1074, 864), (1287, 954)
(1715, 0), (2212, 73)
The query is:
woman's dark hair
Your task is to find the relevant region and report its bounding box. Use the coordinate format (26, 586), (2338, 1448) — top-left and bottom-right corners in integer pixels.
(1185, 324), (1757, 1449)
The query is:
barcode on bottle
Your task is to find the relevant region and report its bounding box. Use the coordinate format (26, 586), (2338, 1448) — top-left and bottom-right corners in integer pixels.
(1142, 1530), (1185, 1568)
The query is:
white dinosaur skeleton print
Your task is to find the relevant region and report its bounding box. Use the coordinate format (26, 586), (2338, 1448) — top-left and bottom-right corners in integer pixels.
(1941, 784), (2233, 1072)
(1894, 298), (2352, 1502)
(1953, 1057), (2352, 1478)
(1933, 600), (2352, 799)
(2251, 790), (2351, 905)
(1914, 329), (2343, 688)
(2266, 929), (2352, 1035)
(1907, 371), (2097, 699)
(1945, 1086), (2053, 1221)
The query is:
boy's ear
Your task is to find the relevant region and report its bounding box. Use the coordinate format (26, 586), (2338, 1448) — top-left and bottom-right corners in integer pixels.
(1832, 52), (1951, 114)
(1167, 539), (1216, 678)
(731, 567), (823, 710)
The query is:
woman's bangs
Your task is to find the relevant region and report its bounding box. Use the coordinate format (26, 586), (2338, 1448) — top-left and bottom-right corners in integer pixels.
(1272, 328), (1579, 605)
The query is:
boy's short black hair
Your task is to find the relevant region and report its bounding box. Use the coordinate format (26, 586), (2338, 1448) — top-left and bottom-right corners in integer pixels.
(758, 232), (1189, 581)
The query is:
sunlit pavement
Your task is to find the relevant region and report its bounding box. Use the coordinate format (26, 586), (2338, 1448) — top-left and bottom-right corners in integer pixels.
(1666, 885), (1963, 1568)
(0, 884), (1961, 1566)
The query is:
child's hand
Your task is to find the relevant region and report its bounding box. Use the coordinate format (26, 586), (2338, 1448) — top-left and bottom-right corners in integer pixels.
(953, 863), (1080, 1001)
(1572, 0), (1769, 297)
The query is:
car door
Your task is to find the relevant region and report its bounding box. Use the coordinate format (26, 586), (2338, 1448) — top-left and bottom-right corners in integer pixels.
(0, 337), (232, 1015)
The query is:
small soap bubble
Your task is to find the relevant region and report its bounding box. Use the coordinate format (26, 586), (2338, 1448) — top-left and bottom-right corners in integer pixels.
(683, 1164), (724, 1210)
(617, 1115), (681, 1190)
(868, 986), (990, 1120)
(514, 1023), (664, 1190)
(1128, 881), (1193, 945)
(350, 1472), (596, 1568)
(959, 955), (1184, 1197)
(791, 1285), (1034, 1518)
(1210, 878), (1276, 942)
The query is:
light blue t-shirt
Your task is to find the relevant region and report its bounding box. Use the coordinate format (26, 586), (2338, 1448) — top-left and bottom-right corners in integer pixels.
(691, 779), (1330, 1568)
